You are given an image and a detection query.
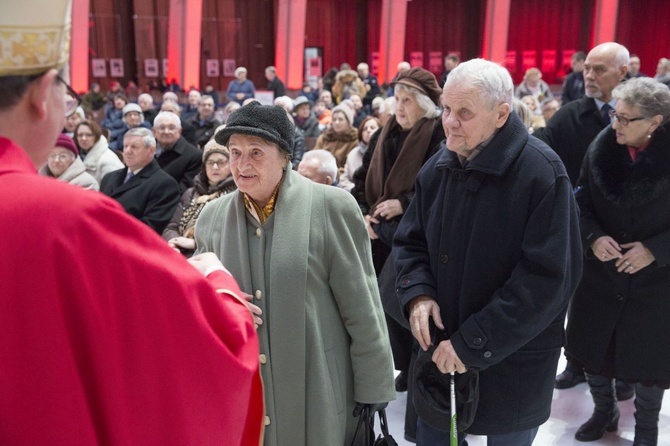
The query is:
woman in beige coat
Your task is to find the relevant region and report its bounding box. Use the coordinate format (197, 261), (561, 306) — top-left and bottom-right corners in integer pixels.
(195, 103), (395, 445)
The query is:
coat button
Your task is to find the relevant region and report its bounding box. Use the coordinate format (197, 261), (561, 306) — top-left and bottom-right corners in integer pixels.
(617, 294), (624, 302)
(473, 337), (482, 346)
(401, 279), (410, 286)
(440, 254), (449, 264)
(255, 228), (262, 238)
(255, 290), (263, 300)
(259, 354), (267, 364)
(264, 416), (271, 426)
(484, 351), (492, 358)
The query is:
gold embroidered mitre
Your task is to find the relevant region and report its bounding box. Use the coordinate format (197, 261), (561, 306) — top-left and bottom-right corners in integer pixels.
(0, 0), (72, 76)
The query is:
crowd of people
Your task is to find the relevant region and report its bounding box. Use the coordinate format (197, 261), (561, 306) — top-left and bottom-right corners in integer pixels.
(4, 1), (670, 444)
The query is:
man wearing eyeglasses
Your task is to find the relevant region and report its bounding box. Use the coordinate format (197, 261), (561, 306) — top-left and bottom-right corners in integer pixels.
(0, 1), (263, 444)
(534, 43), (636, 402)
(152, 110), (203, 193)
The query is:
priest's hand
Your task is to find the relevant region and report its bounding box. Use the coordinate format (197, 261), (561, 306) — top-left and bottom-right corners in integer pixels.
(188, 252), (224, 275)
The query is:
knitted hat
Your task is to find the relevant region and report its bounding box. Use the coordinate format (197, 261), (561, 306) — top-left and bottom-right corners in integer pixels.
(391, 67), (442, 105)
(122, 103), (142, 116)
(332, 100), (355, 126)
(215, 102), (294, 155)
(55, 133), (78, 156)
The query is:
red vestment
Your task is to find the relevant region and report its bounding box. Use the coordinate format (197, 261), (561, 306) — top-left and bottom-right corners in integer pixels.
(0, 137), (263, 445)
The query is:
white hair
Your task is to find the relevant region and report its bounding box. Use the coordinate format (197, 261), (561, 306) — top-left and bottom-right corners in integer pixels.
(154, 111), (182, 129)
(124, 127), (156, 148)
(446, 58), (514, 107)
(162, 91), (178, 103)
(301, 150), (338, 180)
(274, 96), (294, 113)
(379, 97), (396, 116)
(235, 66), (248, 77)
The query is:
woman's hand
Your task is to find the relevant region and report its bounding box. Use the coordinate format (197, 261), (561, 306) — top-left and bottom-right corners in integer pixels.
(372, 199), (403, 220)
(364, 214), (379, 240)
(616, 242), (656, 274)
(168, 236), (196, 252)
(591, 236), (622, 262)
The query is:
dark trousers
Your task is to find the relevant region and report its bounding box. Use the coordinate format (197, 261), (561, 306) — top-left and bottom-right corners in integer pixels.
(417, 418), (539, 446)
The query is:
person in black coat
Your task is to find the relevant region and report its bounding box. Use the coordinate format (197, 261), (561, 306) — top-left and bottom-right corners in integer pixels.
(100, 128), (180, 234)
(566, 78), (670, 445)
(265, 66), (286, 99)
(394, 59), (582, 445)
(188, 95), (222, 150)
(561, 51), (586, 104)
(152, 111), (203, 193)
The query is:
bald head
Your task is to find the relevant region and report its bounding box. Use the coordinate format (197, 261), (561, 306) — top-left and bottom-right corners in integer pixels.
(583, 42), (629, 102)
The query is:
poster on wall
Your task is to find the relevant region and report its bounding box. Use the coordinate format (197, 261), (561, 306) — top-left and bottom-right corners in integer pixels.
(223, 59), (236, 77)
(145, 59), (159, 78)
(521, 50), (537, 72)
(541, 50), (557, 75)
(206, 59), (220, 77)
(110, 59), (124, 78)
(370, 52), (380, 77)
(505, 51), (517, 73)
(410, 51), (424, 68)
(428, 51), (443, 74)
(92, 59), (106, 78)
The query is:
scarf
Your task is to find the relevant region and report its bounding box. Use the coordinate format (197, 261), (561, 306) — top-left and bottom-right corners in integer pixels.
(366, 115), (436, 210)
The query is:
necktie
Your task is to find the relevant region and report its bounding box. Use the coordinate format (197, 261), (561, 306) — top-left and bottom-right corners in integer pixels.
(600, 103), (613, 125)
(124, 170), (135, 184)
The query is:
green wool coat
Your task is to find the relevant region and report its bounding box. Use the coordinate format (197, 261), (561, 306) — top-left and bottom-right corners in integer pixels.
(195, 166), (395, 446)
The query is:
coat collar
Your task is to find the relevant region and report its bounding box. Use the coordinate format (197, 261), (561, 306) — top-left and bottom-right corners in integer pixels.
(589, 123), (670, 207)
(435, 111), (528, 177)
(82, 135), (110, 167)
(111, 159), (160, 195)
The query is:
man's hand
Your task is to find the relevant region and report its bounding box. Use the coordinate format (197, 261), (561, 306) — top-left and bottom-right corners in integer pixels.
(372, 199), (403, 220)
(409, 296), (444, 351)
(168, 236), (196, 252)
(432, 339), (467, 374)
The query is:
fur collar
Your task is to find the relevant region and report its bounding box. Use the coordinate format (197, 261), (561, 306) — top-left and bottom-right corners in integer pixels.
(589, 123), (670, 207)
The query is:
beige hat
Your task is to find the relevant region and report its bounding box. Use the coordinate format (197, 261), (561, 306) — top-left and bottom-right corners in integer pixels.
(0, 0), (72, 76)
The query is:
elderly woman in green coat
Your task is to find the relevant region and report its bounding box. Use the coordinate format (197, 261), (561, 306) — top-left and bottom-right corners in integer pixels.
(194, 102), (395, 445)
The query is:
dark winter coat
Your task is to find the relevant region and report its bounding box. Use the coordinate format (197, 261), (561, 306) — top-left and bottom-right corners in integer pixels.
(394, 112), (583, 435)
(566, 124), (670, 382)
(156, 136), (202, 194)
(534, 96), (608, 184)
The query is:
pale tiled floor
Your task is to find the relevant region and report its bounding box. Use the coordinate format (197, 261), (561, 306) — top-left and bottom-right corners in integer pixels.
(386, 356), (670, 445)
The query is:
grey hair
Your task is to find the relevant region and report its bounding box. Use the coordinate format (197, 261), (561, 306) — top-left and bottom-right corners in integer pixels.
(161, 99), (181, 113)
(301, 149), (338, 180)
(394, 83), (439, 119)
(379, 97), (396, 116)
(200, 95), (215, 105)
(612, 77), (670, 123)
(446, 58), (514, 107)
(162, 91), (179, 103)
(154, 111), (182, 129)
(512, 99), (533, 132)
(124, 127), (156, 148)
(235, 66), (248, 77)
(274, 95), (294, 112)
(138, 93), (153, 104)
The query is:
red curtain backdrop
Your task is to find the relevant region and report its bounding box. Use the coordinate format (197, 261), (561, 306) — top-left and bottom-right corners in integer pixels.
(507, 0), (594, 85)
(616, 0), (670, 77)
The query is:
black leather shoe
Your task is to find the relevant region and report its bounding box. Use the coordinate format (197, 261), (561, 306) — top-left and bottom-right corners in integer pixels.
(633, 427), (658, 446)
(575, 407), (620, 442)
(616, 380), (635, 401)
(395, 370), (408, 392)
(555, 367), (586, 389)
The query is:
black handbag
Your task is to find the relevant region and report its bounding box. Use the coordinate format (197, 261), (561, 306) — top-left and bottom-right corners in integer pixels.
(350, 406), (398, 446)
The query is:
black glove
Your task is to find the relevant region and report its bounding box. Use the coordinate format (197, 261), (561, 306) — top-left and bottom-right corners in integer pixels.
(353, 401), (388, 417)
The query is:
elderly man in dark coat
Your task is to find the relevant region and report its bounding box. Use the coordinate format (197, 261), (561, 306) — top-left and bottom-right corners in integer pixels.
(101, 128), (180, 234)
(152, 111), (203, 193)
(394, 58), (583, 445)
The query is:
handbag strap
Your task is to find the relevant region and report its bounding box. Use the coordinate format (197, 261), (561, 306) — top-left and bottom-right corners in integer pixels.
(350, 406), (374, 446)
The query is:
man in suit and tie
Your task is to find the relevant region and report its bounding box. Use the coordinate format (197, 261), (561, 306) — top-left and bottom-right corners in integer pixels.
(101, 127), (180, 234)
(152, 111), (202, 193)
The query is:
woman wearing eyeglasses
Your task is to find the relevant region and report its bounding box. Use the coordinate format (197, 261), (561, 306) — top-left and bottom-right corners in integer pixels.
(567, 77), (670, 446)
(74, 119), (124, 184)
(163, 138), (236, 257)
(39, 134), (99, 191)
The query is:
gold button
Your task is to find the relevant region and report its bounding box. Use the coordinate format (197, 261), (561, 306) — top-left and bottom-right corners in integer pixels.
(255, 228), (262, 238)
(264, 415), (271, 426)
(259, 354), (267, 364)
(255, 290), (262, 300)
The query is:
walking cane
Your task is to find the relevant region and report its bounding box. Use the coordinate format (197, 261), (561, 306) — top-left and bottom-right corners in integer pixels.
(450, 372), (458, 446)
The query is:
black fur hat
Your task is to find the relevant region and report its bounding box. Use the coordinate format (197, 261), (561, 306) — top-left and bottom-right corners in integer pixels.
(215, 102), (294, 155)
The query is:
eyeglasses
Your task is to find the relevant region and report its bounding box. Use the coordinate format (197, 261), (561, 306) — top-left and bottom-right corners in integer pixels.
(609, 110), (646, 126)
(57, 75), (82, 116)
(205, 159), (228, 168)
(48, 153), (74, 162)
